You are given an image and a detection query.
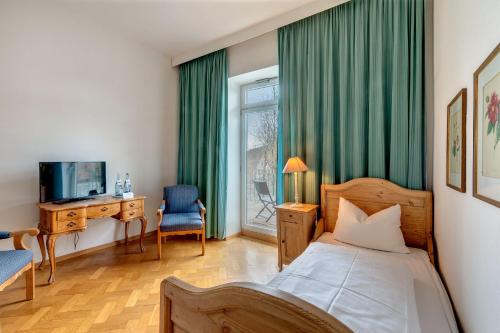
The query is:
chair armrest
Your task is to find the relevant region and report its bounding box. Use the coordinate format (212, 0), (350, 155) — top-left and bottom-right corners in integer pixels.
(311, 218), (324, 242)
(0, 231), (11, 239)
(10, 228), (39, 250)
(157, 200), (165, 226)
(197, 200), (206, 215)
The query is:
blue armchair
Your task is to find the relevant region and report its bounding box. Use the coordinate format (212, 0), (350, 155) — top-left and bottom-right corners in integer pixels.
(156, 185), (206, 259)
(0, 228), (39, 300)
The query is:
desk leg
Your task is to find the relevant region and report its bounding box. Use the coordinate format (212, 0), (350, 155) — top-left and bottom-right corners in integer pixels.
(139, 216), (147, 253)
(124, 221), (130, 245)
(37, 233), (46, 270)
(46, 234), (58, 284)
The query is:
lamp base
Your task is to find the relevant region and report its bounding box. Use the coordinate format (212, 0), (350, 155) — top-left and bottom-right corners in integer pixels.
(292, 173), (302, 208)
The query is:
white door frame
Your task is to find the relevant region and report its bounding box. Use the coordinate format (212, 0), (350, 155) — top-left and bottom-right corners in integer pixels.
(240, 78), (279, 237)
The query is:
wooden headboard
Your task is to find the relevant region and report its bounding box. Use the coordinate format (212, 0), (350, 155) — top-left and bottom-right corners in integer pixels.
(321, 178), (434, 264)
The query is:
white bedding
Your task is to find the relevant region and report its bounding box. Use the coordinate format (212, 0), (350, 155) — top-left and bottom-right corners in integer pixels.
(268, 233), (458, 333)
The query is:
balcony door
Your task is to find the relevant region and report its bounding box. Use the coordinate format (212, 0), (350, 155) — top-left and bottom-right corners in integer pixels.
(241, 78), (278, 235)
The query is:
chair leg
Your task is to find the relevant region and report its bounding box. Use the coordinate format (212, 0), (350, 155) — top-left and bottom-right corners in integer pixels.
(201, 229), (205, 256)
(157, 230), (162, 260)
(264, 204), (274, 215)
(26, 261), (35, 300)
(255, 205), (267, 219)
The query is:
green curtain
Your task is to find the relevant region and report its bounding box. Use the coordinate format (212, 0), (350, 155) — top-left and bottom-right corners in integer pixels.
(277, 0), (425, 204)
(177, 49), (227, 239)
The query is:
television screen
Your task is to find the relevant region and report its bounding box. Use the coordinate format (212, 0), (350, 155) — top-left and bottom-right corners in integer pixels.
(39, 162), (106, 203)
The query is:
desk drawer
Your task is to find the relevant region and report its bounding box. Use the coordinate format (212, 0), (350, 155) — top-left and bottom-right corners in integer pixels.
(279, 211), (303, 223)
(121, 208), (143, 220)
(57, 208), (85, 221)
(121, 199), (142, 211)
(56, 218), (86, 233)
(87, 203), (121, 219)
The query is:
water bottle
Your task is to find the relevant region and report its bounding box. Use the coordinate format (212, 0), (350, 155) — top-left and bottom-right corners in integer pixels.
(115, 173), (123, 196)
(124, 173), (132, 193)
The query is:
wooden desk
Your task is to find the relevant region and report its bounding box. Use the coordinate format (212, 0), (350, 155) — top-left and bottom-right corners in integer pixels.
(37, 195), (148, 283)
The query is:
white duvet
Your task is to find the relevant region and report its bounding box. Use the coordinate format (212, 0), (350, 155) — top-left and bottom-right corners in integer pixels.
(268, 236), (458, 333)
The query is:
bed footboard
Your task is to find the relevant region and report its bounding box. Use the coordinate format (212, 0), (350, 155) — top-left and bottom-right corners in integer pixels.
(161, 277), (352, 333)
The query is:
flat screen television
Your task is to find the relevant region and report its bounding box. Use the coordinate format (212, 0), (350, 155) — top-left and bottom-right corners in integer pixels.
(39, 162), (106, 204)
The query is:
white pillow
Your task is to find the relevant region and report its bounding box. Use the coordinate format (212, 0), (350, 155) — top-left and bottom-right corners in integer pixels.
(332, 197), (410, 254)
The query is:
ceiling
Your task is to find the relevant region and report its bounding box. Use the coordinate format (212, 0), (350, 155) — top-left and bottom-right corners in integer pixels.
(57, 0), (318, 58)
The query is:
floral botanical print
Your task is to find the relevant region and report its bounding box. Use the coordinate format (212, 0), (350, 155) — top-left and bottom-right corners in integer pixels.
(485, 91), (500, 149)
(482, 72), (500, 179)
(452, 122), (460, 158)
(448, 99), (462, 179)
(474, 44), (500, 207)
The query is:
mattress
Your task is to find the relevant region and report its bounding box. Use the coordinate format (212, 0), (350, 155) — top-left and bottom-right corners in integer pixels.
(268, 233), (458, 333)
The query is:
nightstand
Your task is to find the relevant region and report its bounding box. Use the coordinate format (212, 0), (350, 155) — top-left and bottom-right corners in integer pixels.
(275, 203), (318, 271)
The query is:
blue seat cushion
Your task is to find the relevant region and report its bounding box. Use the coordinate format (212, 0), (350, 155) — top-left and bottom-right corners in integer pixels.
(160, 212), (202, 232)
(163, 185), (200, 214)
(0, 250), (33, 284)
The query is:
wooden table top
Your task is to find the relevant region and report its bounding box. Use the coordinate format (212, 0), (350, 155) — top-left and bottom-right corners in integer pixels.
(39, 195), (146, 211)
(274, 202), (318, 213)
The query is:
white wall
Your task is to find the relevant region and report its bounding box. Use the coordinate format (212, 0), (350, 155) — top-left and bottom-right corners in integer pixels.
(0, 1), (178, 261)
(228, 30), (278, 78)
(226, 78), (242, 237)
(434, 0), (500, 331)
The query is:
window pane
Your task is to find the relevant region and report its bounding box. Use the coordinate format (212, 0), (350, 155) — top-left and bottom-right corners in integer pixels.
(244, 84), (278, 106)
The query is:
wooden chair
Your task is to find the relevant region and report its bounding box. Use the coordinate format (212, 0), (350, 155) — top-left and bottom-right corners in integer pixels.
(0, 228), (39, 300)
(156, 185), (206, 259)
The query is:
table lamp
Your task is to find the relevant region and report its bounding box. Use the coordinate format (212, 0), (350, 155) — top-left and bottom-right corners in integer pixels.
(282, 156), (309, 207)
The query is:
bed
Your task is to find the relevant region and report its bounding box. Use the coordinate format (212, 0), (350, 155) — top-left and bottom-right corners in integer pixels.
(160, 178), (458, 333)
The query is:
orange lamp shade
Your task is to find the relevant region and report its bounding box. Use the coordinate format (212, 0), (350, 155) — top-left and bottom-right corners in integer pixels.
(282, 157), (309, 173)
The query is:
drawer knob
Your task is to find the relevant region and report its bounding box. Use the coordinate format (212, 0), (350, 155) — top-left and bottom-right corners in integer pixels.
(67, 221), (76, 228)
(281, 240), (285, 243)
(289, 214), (293, 218)
(129, 211), (135, 216)
(67, 212), (76, 217)
(101, 207), (108, 212)
(129, 203), (135, 207)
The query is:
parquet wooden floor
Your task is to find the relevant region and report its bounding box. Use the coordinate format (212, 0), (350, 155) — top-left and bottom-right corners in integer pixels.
(0, 236), (278, 333)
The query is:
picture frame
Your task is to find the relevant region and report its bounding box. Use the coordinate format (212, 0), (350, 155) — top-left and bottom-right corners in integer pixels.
(447, 88), (467, 192)
(473, 43), (500, 208)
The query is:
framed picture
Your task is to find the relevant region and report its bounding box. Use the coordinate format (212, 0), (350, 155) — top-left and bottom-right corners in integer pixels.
(447, 88), (467, 192)
(473, 43), (500, 207)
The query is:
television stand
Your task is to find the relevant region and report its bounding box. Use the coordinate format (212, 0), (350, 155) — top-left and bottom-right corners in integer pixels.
(37, 195), (147, 284)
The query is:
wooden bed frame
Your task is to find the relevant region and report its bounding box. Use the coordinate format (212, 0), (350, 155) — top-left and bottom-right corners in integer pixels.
(160, 178), (433, 333)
